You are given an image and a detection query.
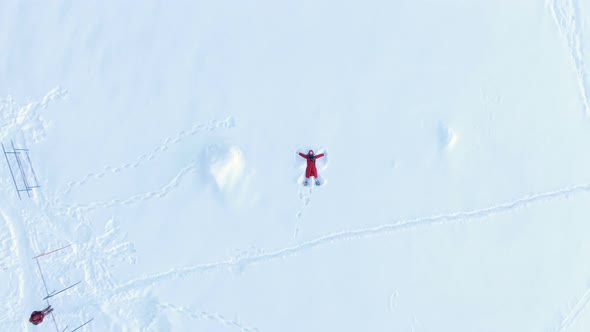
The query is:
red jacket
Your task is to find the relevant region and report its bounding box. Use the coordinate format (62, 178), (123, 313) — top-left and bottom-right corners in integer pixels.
(29, 311), (45, 325)
(299, 151), (325, 178)
(298, 152), (325, 167)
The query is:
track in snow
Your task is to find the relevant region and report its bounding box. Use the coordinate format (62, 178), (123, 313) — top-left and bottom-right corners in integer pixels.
(0, 93), (246, 330)
(549, 0), (590, 116)
(113, 182), (590, 293)
(158, 303), (260, 332)
(53, 116), (235, 200)
(555, 283), (590, 332)
(53, 162), (197, 218)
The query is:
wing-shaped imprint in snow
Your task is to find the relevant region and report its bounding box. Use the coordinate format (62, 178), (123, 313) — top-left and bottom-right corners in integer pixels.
(54, 116), (235, 199)
(112, 183), (590, 293)
(549, 0), (590, 116)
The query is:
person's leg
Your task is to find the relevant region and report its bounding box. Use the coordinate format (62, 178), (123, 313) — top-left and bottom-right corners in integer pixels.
(310, 168), (319, 185)
(304, 167), (312, 185)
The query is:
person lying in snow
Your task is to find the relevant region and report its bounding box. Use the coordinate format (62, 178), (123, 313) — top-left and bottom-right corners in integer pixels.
(298, 150), (325, 186)
(29, 305), (53, 325)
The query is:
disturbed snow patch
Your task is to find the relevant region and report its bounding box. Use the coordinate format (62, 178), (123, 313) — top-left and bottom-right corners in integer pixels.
(206, 145), (257, 206)
(210, 146), (246, 192)
(0, 86), (67, 143)
(439, 124), (458, 151)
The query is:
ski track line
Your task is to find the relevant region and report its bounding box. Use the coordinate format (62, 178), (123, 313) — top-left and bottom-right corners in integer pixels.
(555, 285), (590, 332)
(0, 209), (22, 325)
(54, 116), (235, 199)
(158, 303), (260, 332)
(114, 183), (590, 293)
(0, 222), (14, 271)
(0, 208), (32, 331)
(54, 162), (197, 217)
(549, 0), (590, 116)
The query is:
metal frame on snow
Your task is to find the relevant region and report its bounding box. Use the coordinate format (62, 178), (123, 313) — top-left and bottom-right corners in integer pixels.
(33, 245), (94, 332)
(2, 140), (41, 199)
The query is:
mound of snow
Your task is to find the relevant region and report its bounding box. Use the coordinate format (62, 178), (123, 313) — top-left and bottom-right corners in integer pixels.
(439, 125), (458, 151)
(210, 146), (246, 192)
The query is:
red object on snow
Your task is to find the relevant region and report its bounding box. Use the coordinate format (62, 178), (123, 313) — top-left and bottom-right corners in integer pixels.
(299, 150), (325, 178)
(29, 306), (52, 325)
(29, 311), (45, 325)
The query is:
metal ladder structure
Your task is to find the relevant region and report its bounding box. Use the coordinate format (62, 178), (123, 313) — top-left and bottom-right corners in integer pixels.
(2, 140), (41, 199)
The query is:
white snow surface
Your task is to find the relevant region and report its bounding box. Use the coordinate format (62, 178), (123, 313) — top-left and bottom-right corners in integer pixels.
(1, 1), (590, 331)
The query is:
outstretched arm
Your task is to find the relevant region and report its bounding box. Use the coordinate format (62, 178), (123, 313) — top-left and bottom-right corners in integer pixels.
(315, 153), (325, 159)
(298, 152), (308, 159)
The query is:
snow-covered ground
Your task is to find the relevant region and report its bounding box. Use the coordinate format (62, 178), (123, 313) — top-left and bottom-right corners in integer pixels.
(1, 0), (590, 331)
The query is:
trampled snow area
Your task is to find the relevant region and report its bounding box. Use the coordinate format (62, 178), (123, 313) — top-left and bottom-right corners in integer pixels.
(1, 0), (590, 331)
